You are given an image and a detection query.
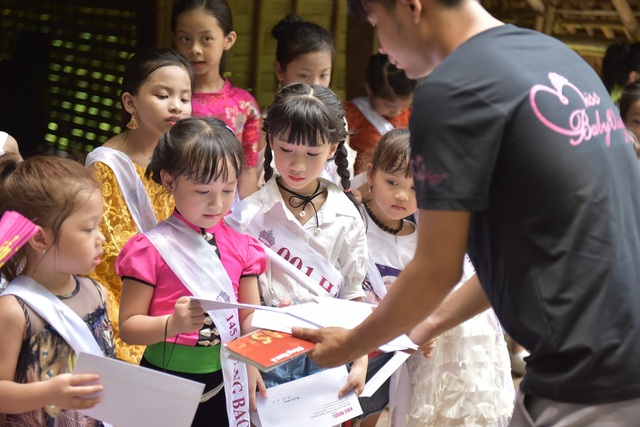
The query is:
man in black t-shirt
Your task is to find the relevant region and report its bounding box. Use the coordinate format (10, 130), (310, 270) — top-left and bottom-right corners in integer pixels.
(293, 0), (640, 425)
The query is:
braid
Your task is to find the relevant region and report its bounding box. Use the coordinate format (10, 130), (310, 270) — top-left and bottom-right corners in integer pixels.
(334, 141), (359, 208)
(264, 140), (275, 182)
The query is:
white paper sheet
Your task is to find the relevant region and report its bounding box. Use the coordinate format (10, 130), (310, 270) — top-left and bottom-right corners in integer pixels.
(251, 309), (320, 333)
(254, 366), (363, 427)
(190, 297), (281, 313)
(360, 351), (411, 397)
(193, 297), (418, 351)
(252, 299), (418, 351)
(73, 352), (204, 427)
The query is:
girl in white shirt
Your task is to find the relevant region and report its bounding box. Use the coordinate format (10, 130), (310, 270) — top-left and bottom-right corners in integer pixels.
(226, 82), (368, 409)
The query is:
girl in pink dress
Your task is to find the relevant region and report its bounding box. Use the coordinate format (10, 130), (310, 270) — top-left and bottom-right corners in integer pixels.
(117, 117), (266, 427)
(171, 0), (261, 199)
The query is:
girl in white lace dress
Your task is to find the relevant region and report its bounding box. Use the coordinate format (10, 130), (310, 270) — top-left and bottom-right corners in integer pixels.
(402, 255), (514, 427)
(361, 128), (514, 427)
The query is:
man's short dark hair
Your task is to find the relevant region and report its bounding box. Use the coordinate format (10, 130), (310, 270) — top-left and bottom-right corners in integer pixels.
(347, 0), (463, 21)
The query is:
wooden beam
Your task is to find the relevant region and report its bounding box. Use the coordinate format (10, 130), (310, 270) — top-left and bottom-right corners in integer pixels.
(526, 0), (545, 14)
(558, 19), (626, 29)
(534, 15), (545, 33)
(557, 35), (614, 52)
(610, 0), (639, 35)
(154, 0), (173, 48)
(543, 5), (556, 35)
(557, 9), (639, 18)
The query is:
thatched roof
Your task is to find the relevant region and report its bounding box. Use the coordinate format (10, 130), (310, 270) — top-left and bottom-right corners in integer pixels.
(484, 0), (640, 44)
(483, 0), (640, 71)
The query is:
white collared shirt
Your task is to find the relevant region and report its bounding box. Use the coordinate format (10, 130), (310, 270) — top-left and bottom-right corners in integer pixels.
(228, 177), (367, 305)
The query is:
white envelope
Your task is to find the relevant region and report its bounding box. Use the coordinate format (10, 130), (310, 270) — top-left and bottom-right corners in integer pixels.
(255, 366), (363, 427)
(73, 352), (204, 427)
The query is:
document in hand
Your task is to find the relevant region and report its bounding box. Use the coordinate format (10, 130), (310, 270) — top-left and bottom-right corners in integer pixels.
(252, 298), (419, 352)
(73, 352), (204, 427)
(191, 296), (418, 351)
(224, 329), (316, 372)
(254, 365), (363, 427)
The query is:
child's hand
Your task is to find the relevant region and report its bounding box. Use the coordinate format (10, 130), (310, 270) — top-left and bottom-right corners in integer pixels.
(276, 297), (292, 308)
(47, 373), (103, 410)
(247, 365), (267, 411)
(171, 297), (206, 335)
(338, 355), (368, 398)
(419, 337), (438, 358)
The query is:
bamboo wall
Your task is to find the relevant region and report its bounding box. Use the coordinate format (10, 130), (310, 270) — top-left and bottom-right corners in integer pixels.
(159, 0), (353, 109)
(0, 0), (374, 156)
(6, 1), (614, 157)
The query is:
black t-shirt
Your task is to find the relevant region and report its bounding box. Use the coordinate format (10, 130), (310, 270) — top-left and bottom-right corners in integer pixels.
(411, 24), (640, 403)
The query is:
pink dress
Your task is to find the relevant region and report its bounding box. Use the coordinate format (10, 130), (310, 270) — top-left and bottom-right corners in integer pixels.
(191, 80), (261, 168)
(115, 211), (266, 347)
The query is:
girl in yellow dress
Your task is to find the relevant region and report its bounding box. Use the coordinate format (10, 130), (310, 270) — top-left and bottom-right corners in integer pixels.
(85, 48), (193, 363)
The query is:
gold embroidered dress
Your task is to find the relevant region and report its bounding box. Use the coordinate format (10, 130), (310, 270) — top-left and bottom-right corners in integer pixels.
(90, 161), (173, 364)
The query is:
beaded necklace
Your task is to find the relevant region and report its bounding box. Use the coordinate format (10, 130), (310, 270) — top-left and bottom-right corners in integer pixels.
(364, 202), (403, 243)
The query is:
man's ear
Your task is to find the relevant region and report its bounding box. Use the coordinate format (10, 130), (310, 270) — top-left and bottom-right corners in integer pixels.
(401, 0), (423, 24)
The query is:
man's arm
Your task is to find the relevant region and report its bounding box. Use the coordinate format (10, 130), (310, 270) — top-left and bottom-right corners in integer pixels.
(408, 273), (491, 348)
(293, 209), (470, 367)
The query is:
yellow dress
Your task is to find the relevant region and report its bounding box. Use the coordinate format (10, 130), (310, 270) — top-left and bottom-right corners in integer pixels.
(90, 161), (173, 364)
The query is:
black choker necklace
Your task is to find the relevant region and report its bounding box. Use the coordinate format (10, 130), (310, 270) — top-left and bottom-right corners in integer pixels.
(277, 178), (325, 228)
(364, 203), (403, 237)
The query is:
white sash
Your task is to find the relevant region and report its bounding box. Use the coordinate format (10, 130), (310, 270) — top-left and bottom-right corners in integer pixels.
(2, 276), (103, 356)
(145, 217), (250, 427)
(228, 203), (344, 299)
(352, 97), (395, 136)
(85, 146), (157, 233)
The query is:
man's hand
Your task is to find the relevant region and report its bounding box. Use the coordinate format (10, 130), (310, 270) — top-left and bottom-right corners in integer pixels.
(292, 326), (364, 367)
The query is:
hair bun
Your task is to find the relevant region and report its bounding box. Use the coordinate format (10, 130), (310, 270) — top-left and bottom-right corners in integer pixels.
(271, 13), (305, 40)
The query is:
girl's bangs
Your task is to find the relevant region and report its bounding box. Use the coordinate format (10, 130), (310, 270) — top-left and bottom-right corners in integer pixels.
(269, 100), (341, 147)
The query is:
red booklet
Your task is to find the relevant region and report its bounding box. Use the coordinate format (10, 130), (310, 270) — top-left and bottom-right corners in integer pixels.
(224, 329), (316, 372)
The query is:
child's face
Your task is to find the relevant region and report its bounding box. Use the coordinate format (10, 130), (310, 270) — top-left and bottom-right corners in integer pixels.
(624, 98), (640, 142)
(165, 165), (237, 229)
(369, 167), (417, 222)
(127, 65), (192, 138)
(275, 50), (333, 88)
(52, 188), (105, 275)
(173, 9), (235, 80)
(271, 136), (337, 194)
(370, 94), (413, 119)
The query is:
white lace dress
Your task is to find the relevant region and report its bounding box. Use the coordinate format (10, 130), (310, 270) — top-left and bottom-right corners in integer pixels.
(400, 256), (515, 427)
